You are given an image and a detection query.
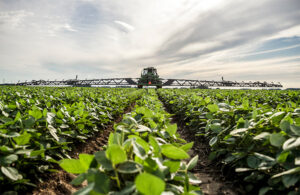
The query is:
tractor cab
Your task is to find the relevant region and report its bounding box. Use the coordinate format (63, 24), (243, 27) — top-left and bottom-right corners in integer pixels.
(141, 67), (158, 76)
(138, 67), (162, 88)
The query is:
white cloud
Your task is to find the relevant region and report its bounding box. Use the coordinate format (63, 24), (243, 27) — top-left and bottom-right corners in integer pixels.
(114, 20), (134, 32)
(0, 0), (299, 87)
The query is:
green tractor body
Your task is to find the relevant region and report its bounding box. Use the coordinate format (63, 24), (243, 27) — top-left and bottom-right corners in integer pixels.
(137, 67), (162, 88)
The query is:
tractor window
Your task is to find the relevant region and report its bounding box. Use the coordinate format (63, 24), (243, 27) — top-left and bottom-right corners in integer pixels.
(142, 69), (147, 75)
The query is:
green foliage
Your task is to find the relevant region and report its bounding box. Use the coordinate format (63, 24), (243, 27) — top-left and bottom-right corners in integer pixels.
(106, 144), (127, 165)
(0, 86), (142, 193)
(60, 90), (200, 194)
(158, 88), (300, 194)
(135, 173), (165, 195)
(59, 154), (94, 174)
(161, 144), (190, 160)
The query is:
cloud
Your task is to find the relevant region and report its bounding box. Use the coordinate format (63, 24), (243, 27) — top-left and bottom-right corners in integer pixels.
(114, 20), (135, 32)
(156, 0), (300, 60)
(0, 0), (299, 88)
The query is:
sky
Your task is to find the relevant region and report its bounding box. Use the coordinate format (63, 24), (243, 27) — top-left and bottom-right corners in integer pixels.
(0, 0), (299, 88)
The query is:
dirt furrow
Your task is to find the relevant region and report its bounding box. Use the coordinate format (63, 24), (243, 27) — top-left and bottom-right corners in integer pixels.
(158, 95), (242, 195)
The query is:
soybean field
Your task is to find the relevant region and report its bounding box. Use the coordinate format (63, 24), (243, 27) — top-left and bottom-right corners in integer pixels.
(0, 86), (299, 195)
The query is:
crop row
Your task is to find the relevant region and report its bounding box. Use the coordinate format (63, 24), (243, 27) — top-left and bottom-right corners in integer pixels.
(158, 89), (300, 195)
(60, 89), (202, 195)
(0, 87), (142, 193)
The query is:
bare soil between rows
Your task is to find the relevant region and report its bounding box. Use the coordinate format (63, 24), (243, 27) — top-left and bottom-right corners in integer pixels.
(175, 119), (244, 195)
(30, 103), (136, 195)
(159, 97), (244, 195)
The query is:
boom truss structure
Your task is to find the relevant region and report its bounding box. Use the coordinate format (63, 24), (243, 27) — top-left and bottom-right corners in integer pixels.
(15, 78), (283, 88)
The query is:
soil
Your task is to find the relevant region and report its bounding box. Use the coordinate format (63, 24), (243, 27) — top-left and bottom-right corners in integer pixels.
(176, 120), (244, 195)
(159, 96), (244, 195)
(31, 103), (136, 195)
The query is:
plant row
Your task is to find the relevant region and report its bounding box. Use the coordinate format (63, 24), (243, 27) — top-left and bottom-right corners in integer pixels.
(60, 89), (202, 195)
(158, 89), (300, 195)
(0, 86), (142, 193)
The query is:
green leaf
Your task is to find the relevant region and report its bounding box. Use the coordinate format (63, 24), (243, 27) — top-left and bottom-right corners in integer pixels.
(210, 123), (222, 133)
(290, 124), (300, 136)
(30, 149), (45, 157)
(86, 170), (110, 194)
(187, 155), (198, 170)
(269, 133), (285, 147)
(230, 128), (248, 136)
(29, 108), (43, 120)
(106, 144), (127, 165)
(135, 173), (165, 195)
(272, 167), (300, 178)
(259, 187), (272, 195)
(0, 154), (18, 165)
(59, 154), (93, 174)
(247, 156), (260, 169)
(254, 152), (275, 162)
(108, 132), (122, 146)
(0, 131), (20, 138)
(204, 97), (211, 104)
(59, 159), (87, 174)
(209, 136), (218, 146)
(280, 120), (290, 132)
(282, 174), (300, 188)
(46, 112), (55, 125)
(161, 144), (190, 160)
(207, 104), (218, 113)
(13, 131), (31, 145)
(136, 125), (151, 133)
(165, 124), (177, 136)
(71, 173), (86, 186)
(43, 108), (48, 117)
(128, 135), (150, 153)
(48, 125), (59, 141)
(117, 161), (143, 174)
(163, 160), (181, 173)
(94, 151), (113, 171)
(0, 146), (14, 153)
(56, 110), (64, 119)
(24, 116), (35, 128)
(132, 141), (147, 160)
(149, 136), (160, 156)
(254, 132), (270, 140)
(14, 112), (21, 122)
(270, 112), (285, 125)
(79, 154), (94, 171)
(242, 98), (249, 109)
(277, 151), (290, 163)
(180, 142), (194, 152)
(283, 137), (300, 151)
(1, 167), (22, 181)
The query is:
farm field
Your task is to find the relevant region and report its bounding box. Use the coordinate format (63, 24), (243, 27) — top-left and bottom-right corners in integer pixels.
(0, 86), (299, 195)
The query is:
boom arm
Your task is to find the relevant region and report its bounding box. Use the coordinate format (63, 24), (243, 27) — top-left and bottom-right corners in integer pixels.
(14, 78), (282, 88)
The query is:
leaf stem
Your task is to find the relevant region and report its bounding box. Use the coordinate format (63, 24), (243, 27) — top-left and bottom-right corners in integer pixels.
(113, 165), (121, 189)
